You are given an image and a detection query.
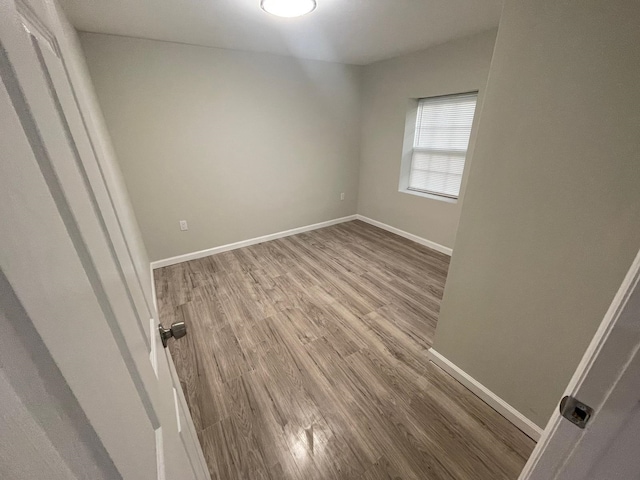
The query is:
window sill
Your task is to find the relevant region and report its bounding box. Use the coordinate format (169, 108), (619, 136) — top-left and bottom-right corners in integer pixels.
(399, 188), (458, 204)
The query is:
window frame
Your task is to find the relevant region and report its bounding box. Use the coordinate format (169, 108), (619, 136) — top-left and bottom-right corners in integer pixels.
(398, 91), (479, 203)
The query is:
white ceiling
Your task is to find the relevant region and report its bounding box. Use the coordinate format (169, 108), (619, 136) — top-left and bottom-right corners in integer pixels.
(58, 0), (502, 65)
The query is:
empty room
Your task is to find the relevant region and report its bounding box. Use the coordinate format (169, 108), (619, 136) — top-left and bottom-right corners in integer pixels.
(1, 0), (639, 479)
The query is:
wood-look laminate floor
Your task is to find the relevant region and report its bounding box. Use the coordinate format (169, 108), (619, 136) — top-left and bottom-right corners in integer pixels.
(155, 220), (535, 480)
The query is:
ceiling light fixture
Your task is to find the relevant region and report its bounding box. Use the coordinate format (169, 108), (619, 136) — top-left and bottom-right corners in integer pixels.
(260, 0), (317, 18)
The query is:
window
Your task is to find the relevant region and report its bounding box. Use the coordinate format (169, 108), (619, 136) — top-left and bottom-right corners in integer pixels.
(403, 92), (478, 200)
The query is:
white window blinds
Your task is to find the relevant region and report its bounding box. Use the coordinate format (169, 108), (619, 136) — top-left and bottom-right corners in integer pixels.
(409, 92), (478, 199)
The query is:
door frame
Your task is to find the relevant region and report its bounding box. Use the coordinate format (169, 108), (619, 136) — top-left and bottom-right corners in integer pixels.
(519, 248), (640, 478)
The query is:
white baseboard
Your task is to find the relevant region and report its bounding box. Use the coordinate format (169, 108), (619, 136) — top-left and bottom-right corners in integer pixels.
(151, 215), (358, 269)
(355, 215), (452, 256)
(427, 348), (542, 441)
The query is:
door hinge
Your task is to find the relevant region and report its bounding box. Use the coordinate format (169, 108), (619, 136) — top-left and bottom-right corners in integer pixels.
(559, 396), (594, 429)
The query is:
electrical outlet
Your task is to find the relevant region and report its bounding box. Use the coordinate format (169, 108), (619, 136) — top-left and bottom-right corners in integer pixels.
(340, 192), (345, 201)
(179, 220), (188, 231)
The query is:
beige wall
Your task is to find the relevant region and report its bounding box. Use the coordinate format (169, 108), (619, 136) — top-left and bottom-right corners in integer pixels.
(80, 33), (362, 261)
(357, 30), (497, 249)
(433, 0), (640, 428)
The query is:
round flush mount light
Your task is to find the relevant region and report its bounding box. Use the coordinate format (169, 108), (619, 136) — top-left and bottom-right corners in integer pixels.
(260, 0), (316, 18)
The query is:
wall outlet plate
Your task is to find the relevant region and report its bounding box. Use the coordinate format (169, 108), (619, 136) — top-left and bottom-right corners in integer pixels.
(179, 220), (188, 231)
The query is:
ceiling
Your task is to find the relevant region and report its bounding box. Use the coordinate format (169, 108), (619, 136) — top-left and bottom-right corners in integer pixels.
(58, 0), (502, 65)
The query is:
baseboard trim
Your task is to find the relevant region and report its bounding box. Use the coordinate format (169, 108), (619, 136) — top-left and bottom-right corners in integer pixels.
(355, 215), (452, 256)
(427, 348), (542, 441)
(151, 215), (358, 269)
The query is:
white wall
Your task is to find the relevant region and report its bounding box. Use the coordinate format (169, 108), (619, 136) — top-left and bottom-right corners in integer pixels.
(357, 30), (497, 249)
(433, 0), (640, 428)
(80, 33), (363, 262)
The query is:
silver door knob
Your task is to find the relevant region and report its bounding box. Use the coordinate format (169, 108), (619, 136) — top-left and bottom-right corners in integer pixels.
(158, 321), (187, 348)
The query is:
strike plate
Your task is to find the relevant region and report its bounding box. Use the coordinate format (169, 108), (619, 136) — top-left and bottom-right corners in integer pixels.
(559, 396), (594, 429)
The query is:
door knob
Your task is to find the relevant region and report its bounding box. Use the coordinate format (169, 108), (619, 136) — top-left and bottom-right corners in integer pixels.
(158, 321), (187, 348)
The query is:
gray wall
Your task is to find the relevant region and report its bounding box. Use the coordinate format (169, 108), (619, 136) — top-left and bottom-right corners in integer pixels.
(80, 33), (362, 262)
(357, 30), (497, 249)
(433, 0), (640, 428)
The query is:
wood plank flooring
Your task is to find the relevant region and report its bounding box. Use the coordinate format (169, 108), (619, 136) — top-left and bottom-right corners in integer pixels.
(154, 220), (535, 480)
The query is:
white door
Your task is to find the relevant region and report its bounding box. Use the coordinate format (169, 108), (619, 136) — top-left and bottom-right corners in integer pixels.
(0, 1), (208, 478)
(520, 249), (640, 479)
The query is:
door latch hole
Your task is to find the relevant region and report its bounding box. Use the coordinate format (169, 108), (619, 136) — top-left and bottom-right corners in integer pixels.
(560, 396), (594, 429)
